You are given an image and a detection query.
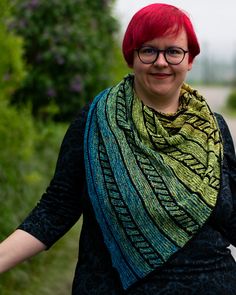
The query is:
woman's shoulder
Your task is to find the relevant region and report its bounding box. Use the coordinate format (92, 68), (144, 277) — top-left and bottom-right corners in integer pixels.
(214, 112), (227, 127)
(55, 103), (91, 162)
(214, 112), (235, 156)
(63, 103), (91, 140)
(71, 103), (91, 129)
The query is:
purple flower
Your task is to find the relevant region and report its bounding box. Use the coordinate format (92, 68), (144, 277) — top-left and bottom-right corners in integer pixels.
(18, 19), (27, 29)
(46, 88), (56, 97)
(70, 75), (82, 93)
(3, 72), (11, 81)
(55, 54), (65, 65)
(27, 0), (39, 10)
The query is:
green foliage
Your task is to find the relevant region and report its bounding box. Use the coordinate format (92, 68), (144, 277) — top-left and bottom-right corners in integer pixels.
(11, 0), (119, 120)
(0, 0), (10, 19)
(226, 89), (236, 110)
(0, 100), (63, 236)
(0, 0), (26, 102)
(110, 42), (130, 84)
(0, 100), (82, 294)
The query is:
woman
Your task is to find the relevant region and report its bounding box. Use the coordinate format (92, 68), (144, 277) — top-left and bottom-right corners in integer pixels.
(1, 3), (236, 294)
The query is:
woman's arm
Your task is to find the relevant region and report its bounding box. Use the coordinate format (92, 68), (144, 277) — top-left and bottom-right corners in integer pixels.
(0, 105), (90, 273)
(0, 229), (46, 273)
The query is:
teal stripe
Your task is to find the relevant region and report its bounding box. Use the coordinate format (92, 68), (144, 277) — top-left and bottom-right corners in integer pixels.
(84, 90), (139, 288)
(96, 95), (179, 255)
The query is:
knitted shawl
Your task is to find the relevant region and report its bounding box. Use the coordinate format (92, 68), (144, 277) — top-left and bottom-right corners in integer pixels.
(84, 74), (223, 289)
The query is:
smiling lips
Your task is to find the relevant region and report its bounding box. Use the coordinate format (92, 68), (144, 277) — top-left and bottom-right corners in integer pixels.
(150, 73), (172, 79)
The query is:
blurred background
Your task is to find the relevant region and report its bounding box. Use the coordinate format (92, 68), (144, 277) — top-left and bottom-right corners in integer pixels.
(0, 0), (236, 294)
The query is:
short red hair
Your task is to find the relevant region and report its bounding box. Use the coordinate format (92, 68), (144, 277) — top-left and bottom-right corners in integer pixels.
(122, 3), (200, 67)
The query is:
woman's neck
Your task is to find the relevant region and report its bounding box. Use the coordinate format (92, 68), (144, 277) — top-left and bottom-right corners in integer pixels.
(133, 81), (182, 114)
(134, 90), (180, 114)
(143, 97), (180, 114)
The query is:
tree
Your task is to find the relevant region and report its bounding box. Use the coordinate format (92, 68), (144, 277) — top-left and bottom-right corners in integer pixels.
(0, 0), (26, 102)
(11, 0), (119, 120)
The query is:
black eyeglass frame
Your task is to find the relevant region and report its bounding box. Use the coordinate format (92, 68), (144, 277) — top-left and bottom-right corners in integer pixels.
(136, 46), (189, 65)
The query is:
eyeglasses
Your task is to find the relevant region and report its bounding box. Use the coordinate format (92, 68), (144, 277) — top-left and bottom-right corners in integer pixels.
(136, 46), (189, 65)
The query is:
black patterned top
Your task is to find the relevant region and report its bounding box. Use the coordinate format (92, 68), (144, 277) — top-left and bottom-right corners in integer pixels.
(19, 106), (236, 295)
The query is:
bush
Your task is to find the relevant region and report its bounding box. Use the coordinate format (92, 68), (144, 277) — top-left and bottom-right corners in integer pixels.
(0, 101), (35, 235)
(227, 89), (236, 111)
(0, 0), (26, 102)
(0, 100), (82, 294)
(11, 0), (119, 121)
(0, 1), (99, 292)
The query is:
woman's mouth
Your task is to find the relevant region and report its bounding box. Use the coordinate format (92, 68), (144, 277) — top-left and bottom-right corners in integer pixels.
(150, 73), (172, 79)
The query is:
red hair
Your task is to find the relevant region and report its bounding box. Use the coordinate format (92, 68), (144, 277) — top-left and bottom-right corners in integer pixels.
(122, 3), (200, 67)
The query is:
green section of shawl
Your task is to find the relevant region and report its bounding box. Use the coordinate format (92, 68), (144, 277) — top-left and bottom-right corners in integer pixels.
(85, 74), (223, 289)
(132, 82), (222, 207)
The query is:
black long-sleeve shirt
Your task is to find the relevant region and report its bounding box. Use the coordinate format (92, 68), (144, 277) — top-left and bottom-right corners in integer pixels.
(19, 109), (236, 295)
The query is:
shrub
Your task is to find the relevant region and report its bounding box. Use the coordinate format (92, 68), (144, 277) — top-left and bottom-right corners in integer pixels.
(226, 89), (236, 111)
(0, 101), (36, 235)
(11, 0), (119, 121)
(0, 100), (80, 295)
(0, 0), (26, 102)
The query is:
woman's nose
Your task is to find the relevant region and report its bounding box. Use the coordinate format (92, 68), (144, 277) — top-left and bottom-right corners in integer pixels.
(153, 52), (169, 67)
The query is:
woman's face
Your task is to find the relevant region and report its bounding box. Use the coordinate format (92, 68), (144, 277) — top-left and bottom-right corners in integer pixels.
(132, 29), (193, 110)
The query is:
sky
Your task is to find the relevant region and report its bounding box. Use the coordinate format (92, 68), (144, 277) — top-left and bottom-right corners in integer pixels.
(113, 0), (236, 61)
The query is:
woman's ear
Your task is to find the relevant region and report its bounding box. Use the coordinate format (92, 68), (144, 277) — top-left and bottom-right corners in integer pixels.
(188, 60), (193, 71)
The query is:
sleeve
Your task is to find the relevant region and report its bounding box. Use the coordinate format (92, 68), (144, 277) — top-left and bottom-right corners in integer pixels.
(18, 105), (90, 248)
(215, 113), (236, 245)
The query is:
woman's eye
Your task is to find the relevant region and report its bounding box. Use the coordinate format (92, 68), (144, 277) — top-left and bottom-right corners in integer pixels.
(141, 47), (155, 54)
(167, 48), (182, 55)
